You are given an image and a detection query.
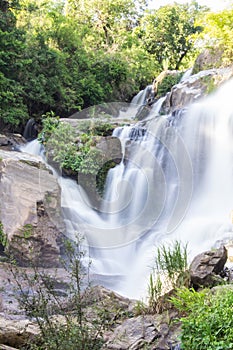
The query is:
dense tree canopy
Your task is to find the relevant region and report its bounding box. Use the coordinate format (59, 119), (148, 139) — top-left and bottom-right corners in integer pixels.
(140, 1), (205, 70)
(0, 0), (28, 130)
(0, 0), (232, 131)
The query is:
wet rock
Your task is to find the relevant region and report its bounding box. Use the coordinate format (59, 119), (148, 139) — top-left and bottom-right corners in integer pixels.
(190, 245), (227, 288)
(0, 134), (26, 151)
(161, 66), (233, 114)
(96, 136), (122, 162)
(0, 135), (9, 146)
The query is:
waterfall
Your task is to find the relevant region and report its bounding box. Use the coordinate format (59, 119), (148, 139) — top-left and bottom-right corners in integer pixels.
(21, 79), (233, 299)
(23, 118), (38, 141)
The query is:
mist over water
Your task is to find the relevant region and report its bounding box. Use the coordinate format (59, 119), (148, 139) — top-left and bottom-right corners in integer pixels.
(22, 79), (233, 299)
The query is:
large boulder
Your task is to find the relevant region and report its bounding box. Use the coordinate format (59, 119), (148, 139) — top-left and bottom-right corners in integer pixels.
(190, 245), (227, 288)
(0, 149), (64, 267)
(0, 316), (39, 349)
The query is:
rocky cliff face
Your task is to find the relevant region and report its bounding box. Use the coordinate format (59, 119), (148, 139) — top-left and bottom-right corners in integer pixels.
(0, 149), (64, 267)
(161, 66), (233, 114)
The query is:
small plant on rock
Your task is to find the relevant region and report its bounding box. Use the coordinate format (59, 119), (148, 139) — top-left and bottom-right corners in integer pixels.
(148, 240), (189, 313)
(11, 236), (105, 350)
(0, 221), (7, 251)
(156, 240), (188, 284)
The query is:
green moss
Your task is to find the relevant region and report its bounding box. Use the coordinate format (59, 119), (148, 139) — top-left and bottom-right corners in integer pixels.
(96, 159), (120, 196)
(201, 75), (216, 94)
(19, 159), (47, 170)
(19, 224), (34, 239)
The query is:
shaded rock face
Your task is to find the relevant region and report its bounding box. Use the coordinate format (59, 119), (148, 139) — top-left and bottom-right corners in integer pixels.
(190, 245), (227, 288)
(0, 134), (26, 151)
(0, 150), (64, 267)
(96, 136), (122, 163)
(161, 66), (233, 114)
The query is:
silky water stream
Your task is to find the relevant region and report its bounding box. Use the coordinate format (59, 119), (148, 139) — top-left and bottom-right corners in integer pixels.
(21, 79), (233, 299)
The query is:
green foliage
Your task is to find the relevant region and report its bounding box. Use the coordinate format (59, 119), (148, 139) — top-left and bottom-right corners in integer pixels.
(156, 240), (188, 280)
(171, 286), (233, 349)
(201, 9), (233, 66)
(65, 0), (147, 49)
(147, 273), (163, 312)
(140, 1), (206, 70)
(11, 236), (105, 350)
(0, 221), (7, 248)
(19, 223), (33, 239)
(0, 75), (29, 130)
(39, 113), (120, 198)
(77, 119), (114, 136)
(38, 111), (60, 143)
(1, 0), (230, 132)
(40, 114), (115, 198)
(201, 75), (216, 94)
(157, 73), (182, 96)
(0, 0), (29, 131)
(147, 240), (189, 313)
(44, 120), (102, 175)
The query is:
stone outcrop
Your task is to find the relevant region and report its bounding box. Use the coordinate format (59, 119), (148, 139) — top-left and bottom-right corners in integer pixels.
(161, 66), (233, 114)
(95, 136), (122, 163)
(83, 285), (136, 324)
(192, 48), (224, 74)
(190, 245), (227, 288)
(0, 316), (39, 349)
(103, 312), (181, 350)
(0, 149), (64, 267)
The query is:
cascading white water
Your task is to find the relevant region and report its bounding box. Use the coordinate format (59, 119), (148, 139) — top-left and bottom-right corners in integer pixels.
(21, 79), (233, 299)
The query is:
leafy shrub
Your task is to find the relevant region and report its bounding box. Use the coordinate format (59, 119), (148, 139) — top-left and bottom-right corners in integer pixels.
(39, 114), (117, 195)
(38, 111), (60, 143)
(171, 286), (233, 349)
(201, 9), (233, 67)
(11, 238), (105, 350)
(157, 73), (182, 97)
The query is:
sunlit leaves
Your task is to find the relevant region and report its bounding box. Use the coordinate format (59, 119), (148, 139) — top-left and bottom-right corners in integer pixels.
(201, 8), (233, 65)
(140, 1), (206, 70)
